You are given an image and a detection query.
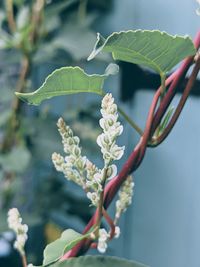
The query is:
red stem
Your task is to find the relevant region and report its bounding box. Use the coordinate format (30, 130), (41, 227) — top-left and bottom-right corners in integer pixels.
(62, 30), (200, 259)
(102, 208), (116, 239)
(63, 84), (161, 258)
(152, 56), (200, 145)
(150, 31), (200, 136)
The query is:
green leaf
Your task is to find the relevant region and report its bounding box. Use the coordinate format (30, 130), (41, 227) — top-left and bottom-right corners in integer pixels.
(43, 229), (93, 266)
(15, 64), (119, 105)
(88, 30), (196, 76)
(48, 256), (148, 267)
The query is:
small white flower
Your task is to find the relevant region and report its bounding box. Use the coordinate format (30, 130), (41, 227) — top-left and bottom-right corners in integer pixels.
(97, 241), (108, 253)
(99, 228), (109, 242)
(107, 164), (117, 180)
(52, 153), (65, 172)
(96, 133), (111, 149)
(114, 226), (120, 239)
(93, 172), (102, 183)
(87, 192), (99, 206)
(109, 144), (125, 161)
(97, 228), (109, 253)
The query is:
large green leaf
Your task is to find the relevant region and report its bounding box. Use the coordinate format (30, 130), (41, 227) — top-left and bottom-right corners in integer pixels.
(48, 256), (148, 267)
(88, 30), (196, 76)
(43, 229), (93, 266)
(15, 64), (118, 105)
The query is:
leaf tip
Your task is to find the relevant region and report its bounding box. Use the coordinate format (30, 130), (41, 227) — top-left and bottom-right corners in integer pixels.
(15, 92), (27, 102)
(87, 32), (106, 61)
(15, 92), (39, 105)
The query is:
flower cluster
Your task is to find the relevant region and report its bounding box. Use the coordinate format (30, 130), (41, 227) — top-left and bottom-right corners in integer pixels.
(87, 93), (124, 205)
(52, 117), (87, 189)
(97, 93), (125, 165)
(115, 175), (134, 223)
(52, 94), (124, 207)
(7, 208), (28, 255)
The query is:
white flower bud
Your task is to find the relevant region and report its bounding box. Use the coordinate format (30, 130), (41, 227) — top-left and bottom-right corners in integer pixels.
(93, 172), (102, 183)
(87, 192), (99, 206)
(99, 228), (109, 242)
(72, 146), (81, 157)
(7, 208), (28, 255)
(107, 164), (117, 180)
(115, 175), (134, 223)
(97, 228), (109, 253)
(52, 153), (65, 172)
(114, 226), (120, 239)
(110, 145), (125, 160)
(97, 94), (125, 164)
(97, 241), (108, 253)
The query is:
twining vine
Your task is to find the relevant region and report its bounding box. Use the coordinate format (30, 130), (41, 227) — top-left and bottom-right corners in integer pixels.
(5, 13), (200, 267)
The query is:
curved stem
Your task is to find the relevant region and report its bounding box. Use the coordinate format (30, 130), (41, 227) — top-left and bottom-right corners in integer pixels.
(118, 106), (143, 136)
(64, 89), (160, 258)
(102, 208), (115, 239)
(150, 56), (200, 146)
(63, 30), (200, 259)
(21, 254), (27, 267)
(1, 56), (30, 151)
(150, 31), (200, 137)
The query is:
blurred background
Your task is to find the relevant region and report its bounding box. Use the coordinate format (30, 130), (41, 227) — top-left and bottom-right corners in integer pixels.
(0, 0), (199, 267)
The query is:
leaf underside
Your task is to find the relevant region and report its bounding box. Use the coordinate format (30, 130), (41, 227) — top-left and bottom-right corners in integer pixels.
(43, 228), (94, 266)
(15, 64), (119, 105)
(88, 30), (196, 76)
(49, 256), (148, 267)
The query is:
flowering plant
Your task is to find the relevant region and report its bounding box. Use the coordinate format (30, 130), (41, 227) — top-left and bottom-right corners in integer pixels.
(6, 8), (200, 267)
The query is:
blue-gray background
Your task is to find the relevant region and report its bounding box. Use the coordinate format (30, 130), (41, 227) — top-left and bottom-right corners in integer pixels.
(1, 1), (199, 267)
(95, 1), (200, 267)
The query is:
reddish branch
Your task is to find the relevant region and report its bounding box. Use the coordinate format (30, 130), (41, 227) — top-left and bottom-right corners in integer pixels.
(102, 208), (116, 239)
(61, 30), (200, 260)
(151, 55), (200, 146)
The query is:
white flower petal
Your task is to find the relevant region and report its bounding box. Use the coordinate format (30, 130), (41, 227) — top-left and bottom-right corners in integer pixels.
(97, 241), (107, 253)
(107, 164), (117, 180)
(114, 226), (120, 239)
